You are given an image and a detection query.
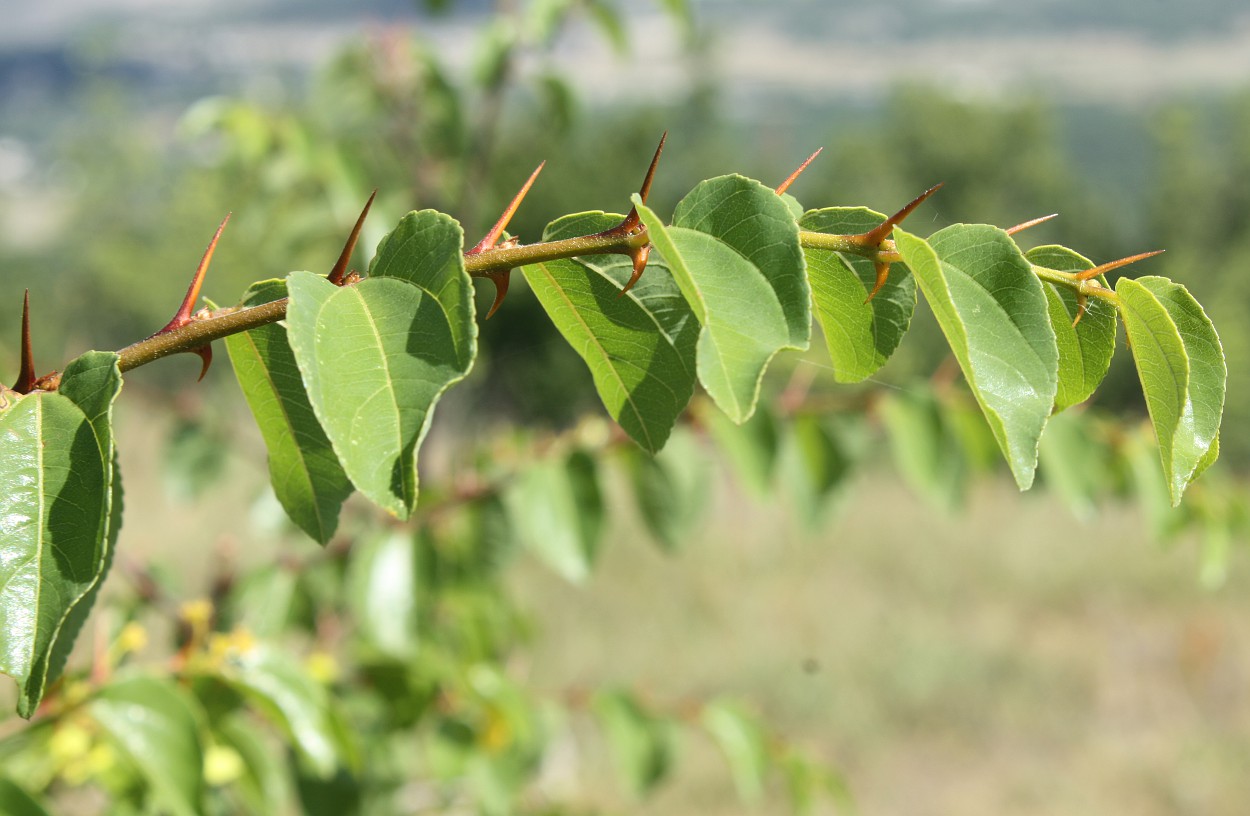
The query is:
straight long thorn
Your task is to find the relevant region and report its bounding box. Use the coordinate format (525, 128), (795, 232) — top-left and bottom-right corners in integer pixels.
(621, 132), (667, 230)
(329, 190), (376, 285)
(162, 214), (230, 333)
(14, 289), (35, 393)
(776, 147), (823, 195)
(1076, 249), (1165, 281)
(469, 162), (545, 256)
(1005, 213), (1058, 236)
(860, 182), (944, 247)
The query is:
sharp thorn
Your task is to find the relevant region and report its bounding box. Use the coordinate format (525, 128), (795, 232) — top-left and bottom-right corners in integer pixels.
(619, 244), (652, 296)
(1072, 293), (1088, 327)
(1076, 249), (1165, 281)
(863, 262), (890, 303)
(775, 147), (823, 195)
(14, 289), (35, 393)
(621, 132), (667, 230)
(484, 270), (511, 320)
(469, 162), (545, 256)
(329, 190), (376, 285)
(194, 345), (213, 381)
(1005, 213), (1058, 236)
(859, 182), (945, 247)
(162, 213), (230, 333)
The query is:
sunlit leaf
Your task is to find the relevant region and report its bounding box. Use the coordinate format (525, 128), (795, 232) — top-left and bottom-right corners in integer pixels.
(800, 207), (917, 382)
(225, 279), (352, 544)
(701, 699), (770, 803)
(523, 212), (697, 453)
(1025, 245), (1116, 411)
(633, 175), (810, 422)
(1116, 275), (1225, 505)
(894, 225), (1058, 488)
(347, 530), (419, 659)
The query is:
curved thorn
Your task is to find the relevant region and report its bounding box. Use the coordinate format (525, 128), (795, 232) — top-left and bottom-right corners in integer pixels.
(622, 132), (668, 230)
(484, 270), (511, 320)
(162, 213), (230, 333)
(1076, 249), (1165, 281)
(863, 262), (890, 303)
(1072, 293), (1088, 327)
(1005, 213), (1058, 237)
(329, 190), (376, 285)
(194, 345), (213, 381)
(14, 289), (35, 393)
(775, 147), (823, 195)
(859, 182), (945, 247)
(470, 162), (545, 256)
(619, 244), (652, 297)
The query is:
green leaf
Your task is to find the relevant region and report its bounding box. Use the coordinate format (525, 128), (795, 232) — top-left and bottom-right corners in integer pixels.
(632, 175), (810, 423)
(0, 778), (53, 816)
(1120, 425), (1187, 540)
(524, 212), (697, 452)
(880, 389), (966, 512)
(585, 0), (628, 53)
(1026, 245), (1117, 411)
(90, 676), (207, 816)
(894, 225), (1058, 488)
(701, 699), (770, 803)
(619, 427), (709, 554)
(225, 279), (352, 544)
(213, 713), (291, 814)
(505, 449), (604, 583)
(223, 562), (302, 639)
(1116, 275), (1225, 505)
(593, 691), (674, 796)
(783, 413), (852, 530)
(287, 267), (473, 519)
(800, 207), (917, 382)
(347, 530), (419, 659)
(0, 389), (112, 716)
(215, 644), (351, 779)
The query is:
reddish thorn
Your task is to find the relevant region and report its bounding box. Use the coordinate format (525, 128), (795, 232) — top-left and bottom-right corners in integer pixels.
(1076, 249), (1165, 281)
(14, 289), (35, 394)
(194, 345), (213, 381)
(1005, 213), (1058, 237)
(864, 262), (891, 303)
(621, 132), (668, 230)
(329, 190), (376, 285)
(859, 182), (945, 247)
(1072, 293), (1088, 327)
(619, 244), (652, 296)
(162, 214), (230, 333)
(775, 147), (823, 195)
(484, 270), (511, 320)
(469, 163), (546, 256)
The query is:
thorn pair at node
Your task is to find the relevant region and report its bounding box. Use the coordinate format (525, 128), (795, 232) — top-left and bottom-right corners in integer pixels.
(856, 183), (944, 302)
(1069, 250), (1165, 326)
(467, 162), (546, 320)
(153, 214), (230, 381)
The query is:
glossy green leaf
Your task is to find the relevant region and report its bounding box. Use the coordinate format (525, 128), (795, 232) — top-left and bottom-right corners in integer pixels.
(216, 644), (351, 779)
(523, 212), (697, 453)
(0, 363), (119, 716)
(894, 225), (1058, 488)
(0, 778), (52, 816)
(701, 699), (770, 803)
(880, 389), (966, 512)
(632, 174), (810, 423)
(1025, 245), (1117, 411)
(800, 207), (917, 382)
(347, 530), (419, 659)
(225, 279), (352, 544)
(90, 675), (206, 816)
(505, 449), (604, 583)
(287, 268), (473, 519)
(1116, 275), (1225, 505)
(593, 691), (674, 796)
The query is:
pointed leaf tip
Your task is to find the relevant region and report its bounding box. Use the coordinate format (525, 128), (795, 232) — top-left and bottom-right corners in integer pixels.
(1006, 213), (1059, 236)
(470, 162), (546, 256)
(329, 190), (376, 285)
(860, 182), (944, 247)
(775, 147), (823, 195)
(14, 288), (35, 393)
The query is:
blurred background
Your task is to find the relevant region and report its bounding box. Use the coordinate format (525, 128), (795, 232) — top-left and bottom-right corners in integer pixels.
(2, 1), (1249, 813)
